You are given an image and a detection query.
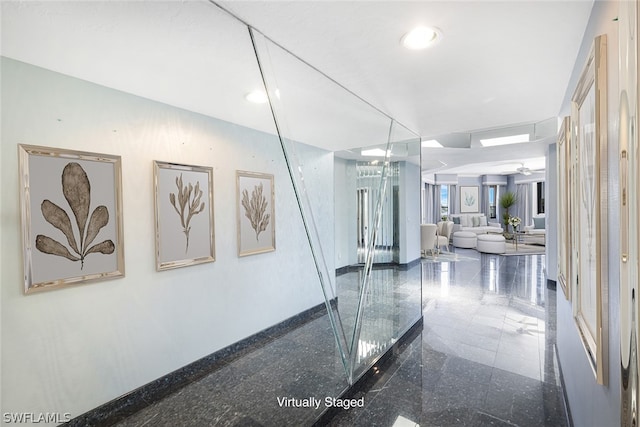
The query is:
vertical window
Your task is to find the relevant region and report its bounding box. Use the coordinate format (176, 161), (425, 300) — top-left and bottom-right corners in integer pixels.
(536, 182), (545, 214)
(488, 185), (497, 218)
(440, 185), (449, 216)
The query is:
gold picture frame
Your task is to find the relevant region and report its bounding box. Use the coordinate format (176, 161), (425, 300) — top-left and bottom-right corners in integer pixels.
(18, 144), (125, 293)
(153, 161), (215, 271)
(570, 34), (608, 385)
(236, 171), (275, 257)
(556, 116), (571, 300)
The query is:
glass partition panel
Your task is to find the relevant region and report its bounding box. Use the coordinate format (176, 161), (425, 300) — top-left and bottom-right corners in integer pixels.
(349, 122), (422, 380)
(1, 0), (426, 421)
(249, 27), (422, 384)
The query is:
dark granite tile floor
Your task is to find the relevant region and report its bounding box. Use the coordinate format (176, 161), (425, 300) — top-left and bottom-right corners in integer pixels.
(329, 248), (568, 427)
(114, 248), (567, 427)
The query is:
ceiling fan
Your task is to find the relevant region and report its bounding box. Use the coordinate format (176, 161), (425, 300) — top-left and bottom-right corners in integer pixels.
(501, 162), (544, 176)
(516, 165), (533, 176)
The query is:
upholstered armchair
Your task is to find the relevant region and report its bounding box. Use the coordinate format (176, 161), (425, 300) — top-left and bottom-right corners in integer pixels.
(421, 224), (437, 257)
(436, 221), (454, 252)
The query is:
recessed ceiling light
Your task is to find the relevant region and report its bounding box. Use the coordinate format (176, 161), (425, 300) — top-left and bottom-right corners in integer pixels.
(245, 90), (268, 104)
(480, 134), (530, 147)
(401, 26), (442, 50)
(421, 139), (443, 148)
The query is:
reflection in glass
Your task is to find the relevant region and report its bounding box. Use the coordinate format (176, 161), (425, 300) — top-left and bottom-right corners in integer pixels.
(247, 24), (423, 386)
(356, 162), (400, 264)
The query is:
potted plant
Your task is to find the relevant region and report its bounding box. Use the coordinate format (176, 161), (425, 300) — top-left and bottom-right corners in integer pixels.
(499, 191), (518, 229)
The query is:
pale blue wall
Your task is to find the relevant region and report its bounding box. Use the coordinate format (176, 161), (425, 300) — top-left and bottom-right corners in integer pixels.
(0, 57), (331, 420)
(556, 1), (621, 425)
(399, 161), (421, 264)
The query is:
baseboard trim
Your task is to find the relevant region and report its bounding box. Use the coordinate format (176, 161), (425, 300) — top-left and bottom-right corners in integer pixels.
(554, 343), (574, 427)
(336, 258), (421, 276)
(68, 299), (336, 427)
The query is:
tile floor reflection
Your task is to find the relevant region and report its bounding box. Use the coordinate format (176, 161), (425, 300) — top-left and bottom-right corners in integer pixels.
(113, 249), (567, 426)
(330, 248), (567, 427)
(112, 263), (421, 427)
(335, 265), (422, 379)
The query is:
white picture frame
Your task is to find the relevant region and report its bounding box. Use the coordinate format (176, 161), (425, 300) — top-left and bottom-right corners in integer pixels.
(459, 186), (479, 213)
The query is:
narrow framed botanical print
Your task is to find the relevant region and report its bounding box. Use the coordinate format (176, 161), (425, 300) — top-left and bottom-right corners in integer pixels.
(154, 161), (215, 271)
(236, 170), (275, 257)
(19, 144), (125, 293)
(556, 116), (571, 300)
(570, 34), (608, 385)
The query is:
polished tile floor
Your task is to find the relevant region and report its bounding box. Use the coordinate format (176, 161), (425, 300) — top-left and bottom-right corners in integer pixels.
(114, 248), (567, 426)
(330, 249), (568, 427)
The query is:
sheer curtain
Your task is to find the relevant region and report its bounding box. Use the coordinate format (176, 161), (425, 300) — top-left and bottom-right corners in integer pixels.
(424, 183), (435, 223)
(482, 185), (489, 217)
(516, 183), (532, 229)
(434, 185), (441, 222)
(449, 185), (457, 215)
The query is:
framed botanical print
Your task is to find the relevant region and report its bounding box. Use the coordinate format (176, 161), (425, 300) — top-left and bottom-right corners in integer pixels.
(19, 145), (125, 293)
(459, 186), (479, 213)
(236, 171), (275, 257)
(557, 116), (571, 300)
(570, 34), (608, 385)
(154, 161), (215, 271)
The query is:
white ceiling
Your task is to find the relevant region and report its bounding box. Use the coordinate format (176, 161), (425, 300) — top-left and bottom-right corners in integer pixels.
(1, 0), (594, 175)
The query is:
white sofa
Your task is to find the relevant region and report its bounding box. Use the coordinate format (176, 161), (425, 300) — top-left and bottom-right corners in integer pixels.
(524, 214), (546, 244)
(450, 214), (503, 235)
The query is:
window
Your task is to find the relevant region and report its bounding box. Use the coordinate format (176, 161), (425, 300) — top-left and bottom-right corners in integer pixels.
(488, 185), (497, 218)
(440, 185), (449, 216)
(536, 182), (545, 214)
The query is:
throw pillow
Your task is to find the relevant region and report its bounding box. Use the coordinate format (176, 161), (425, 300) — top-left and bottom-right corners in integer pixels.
(461, 216), (469, 227)
(533, 217), (545, 229)
(479, 216), (488, 226)
(472, 216), (480, 227)
(452, 217), (460, 225)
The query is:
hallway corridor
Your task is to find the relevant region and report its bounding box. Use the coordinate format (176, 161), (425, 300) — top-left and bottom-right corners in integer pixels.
(110, 250), (566, 426)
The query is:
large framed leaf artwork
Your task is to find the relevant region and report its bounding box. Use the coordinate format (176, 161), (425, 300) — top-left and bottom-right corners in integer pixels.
(459, 186), (479, 213)
(154, 161), (215, 271)
(236, 171), (275, 257)
(18, 145), (125, 294)
(570, 34), (608, 385)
